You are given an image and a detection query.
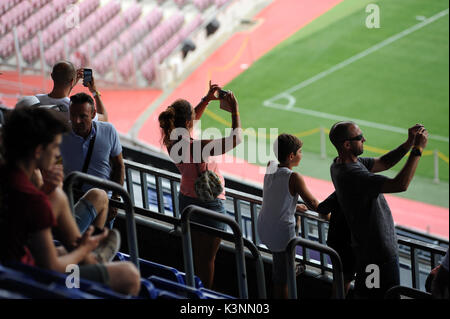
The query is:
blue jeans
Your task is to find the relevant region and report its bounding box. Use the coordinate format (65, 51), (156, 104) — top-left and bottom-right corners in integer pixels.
(179, 193), (227, 231)
(74, 198), (98, 234)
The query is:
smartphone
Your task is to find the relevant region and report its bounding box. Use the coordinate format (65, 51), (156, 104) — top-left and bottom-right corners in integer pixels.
(83, 68), (92, 87)
(219, 90), (233, 112)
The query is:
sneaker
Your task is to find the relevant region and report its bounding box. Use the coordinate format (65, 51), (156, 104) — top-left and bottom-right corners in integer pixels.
(92, 229), (121, 263)
(295, 261), (305, 276)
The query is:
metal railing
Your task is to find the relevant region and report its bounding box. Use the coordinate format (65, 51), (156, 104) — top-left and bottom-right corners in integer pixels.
(286, 237), (345, 299)
(181, 205), (248, 299)
(63, 171), (140, 270)
(122, 159), (448, 292)
(397, 235), (447, 289)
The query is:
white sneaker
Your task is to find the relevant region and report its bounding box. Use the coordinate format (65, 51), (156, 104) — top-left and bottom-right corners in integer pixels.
(92, 229), (121, 263)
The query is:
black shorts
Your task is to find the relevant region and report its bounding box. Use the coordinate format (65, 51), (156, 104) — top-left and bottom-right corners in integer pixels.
(327, 241), (356, 281)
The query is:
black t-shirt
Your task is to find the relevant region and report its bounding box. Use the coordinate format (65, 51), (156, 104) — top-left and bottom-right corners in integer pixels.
(330, 157), (398, 264)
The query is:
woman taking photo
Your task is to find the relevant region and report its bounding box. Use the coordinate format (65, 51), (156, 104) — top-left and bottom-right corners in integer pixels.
(158, 82), (242, 289)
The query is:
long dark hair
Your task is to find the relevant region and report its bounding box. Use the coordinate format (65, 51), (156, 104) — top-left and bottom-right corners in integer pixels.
(158, 99), (193, 148)
(1, 106), (69, 164)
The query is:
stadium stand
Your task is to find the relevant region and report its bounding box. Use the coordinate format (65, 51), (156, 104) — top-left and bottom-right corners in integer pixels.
(0, 0), (236, 87)
(1, 0), (448, 301)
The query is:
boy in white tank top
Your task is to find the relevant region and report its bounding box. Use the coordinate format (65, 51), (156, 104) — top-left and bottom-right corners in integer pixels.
(257, 134), (319, 299)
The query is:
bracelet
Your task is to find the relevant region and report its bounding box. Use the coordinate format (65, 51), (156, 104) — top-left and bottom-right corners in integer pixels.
(232, 112), (239, 116)
(92, 90), (101, 97)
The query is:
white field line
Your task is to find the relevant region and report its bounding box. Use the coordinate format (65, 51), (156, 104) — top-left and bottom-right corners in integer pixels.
(263, 8), (449, 143)
(265, 103), (449, 142)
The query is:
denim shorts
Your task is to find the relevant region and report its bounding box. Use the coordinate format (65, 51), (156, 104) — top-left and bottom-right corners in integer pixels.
(179, 193), (227, 231)
(74, 198), (98, 234)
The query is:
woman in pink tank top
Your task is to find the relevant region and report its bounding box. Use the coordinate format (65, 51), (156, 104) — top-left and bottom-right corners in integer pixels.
(158, 82), (242, 289)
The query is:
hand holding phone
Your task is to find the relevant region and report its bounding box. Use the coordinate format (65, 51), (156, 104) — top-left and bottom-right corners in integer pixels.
(83, 68), (92, 87)
(219, 90), (233, 112)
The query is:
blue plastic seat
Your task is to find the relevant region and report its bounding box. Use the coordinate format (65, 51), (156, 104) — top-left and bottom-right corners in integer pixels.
(139, 278), (184, 299)
(0, 264), (99, 299)
(3, 262), (132, 299)
(115, 252), (204, 288)
(148, 275), (204, 299)
(199, 287), (235, 299)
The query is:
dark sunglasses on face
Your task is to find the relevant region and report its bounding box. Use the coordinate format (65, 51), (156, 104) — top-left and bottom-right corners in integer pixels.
(343, 134), (364, 142)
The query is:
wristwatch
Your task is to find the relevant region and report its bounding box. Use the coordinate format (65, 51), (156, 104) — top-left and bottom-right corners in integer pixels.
(411, 147), (422, 157)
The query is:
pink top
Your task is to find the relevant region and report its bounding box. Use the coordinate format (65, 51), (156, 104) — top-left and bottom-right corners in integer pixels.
(171, 139), (226, 200)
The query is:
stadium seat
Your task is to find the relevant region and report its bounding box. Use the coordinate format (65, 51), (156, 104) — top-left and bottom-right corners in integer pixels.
(148, 275), (204, 299)
(193, 0), (214, 12)
(139, 278), (185, 299)
(0, 264), (99, 299)
(115, 252), (204, 289)
(3, 262), (133, 299)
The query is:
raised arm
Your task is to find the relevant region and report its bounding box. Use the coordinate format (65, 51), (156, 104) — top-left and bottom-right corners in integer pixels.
(194, 81), (220, 120)
(86, 72), (108, 122)
(380, 126), (428, 193)
(197, 92), (242, 158)
(371, 124), (423, 173)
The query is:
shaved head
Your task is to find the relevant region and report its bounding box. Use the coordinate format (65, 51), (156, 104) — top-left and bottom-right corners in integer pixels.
(329, 121), (355, 150)
(51, 61), (76, 87)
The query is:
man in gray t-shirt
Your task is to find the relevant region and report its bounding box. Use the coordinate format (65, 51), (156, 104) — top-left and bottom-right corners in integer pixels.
(329, 121), (428, 299)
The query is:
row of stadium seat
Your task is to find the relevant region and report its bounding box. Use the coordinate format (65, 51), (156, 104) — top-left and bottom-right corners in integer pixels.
(0, 0), (51, 36)
(44, 0), (122, 67)
(76, 3), (143, 62)
(141, 14), (204, 82)
(193, 0), (214, 12)
(1, 0), (234, 85)
(0, 0), (56, 58)
(117, 13), (185, 79)
(0, 250), (235, 299)
(21, 0), (100, 63)
(92, 7), (164, 75)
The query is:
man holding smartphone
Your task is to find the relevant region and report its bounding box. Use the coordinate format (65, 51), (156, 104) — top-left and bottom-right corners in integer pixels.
(329, 121), (428, 299)
(36, 61), (108, 122)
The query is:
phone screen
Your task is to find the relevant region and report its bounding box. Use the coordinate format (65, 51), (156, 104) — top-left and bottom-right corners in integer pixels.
(83, 69), (92, 86)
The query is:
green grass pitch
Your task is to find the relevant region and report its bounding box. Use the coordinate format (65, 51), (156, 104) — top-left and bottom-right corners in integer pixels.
(199, 0), (449, 205)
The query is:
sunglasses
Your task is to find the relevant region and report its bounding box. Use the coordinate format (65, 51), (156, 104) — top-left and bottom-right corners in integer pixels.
(342, 134), (364, 142)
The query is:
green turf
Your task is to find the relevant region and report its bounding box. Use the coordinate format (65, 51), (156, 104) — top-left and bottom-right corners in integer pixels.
(199, 0), (449, 205)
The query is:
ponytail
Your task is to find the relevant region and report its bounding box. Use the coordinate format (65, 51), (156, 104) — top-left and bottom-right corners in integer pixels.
(158, 99), (193, 148)
(158, 107), (176, 148)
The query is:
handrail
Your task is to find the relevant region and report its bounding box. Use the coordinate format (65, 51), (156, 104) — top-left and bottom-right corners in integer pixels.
(385, 285), (433, 299)
(397, 235), (447, 289)
(286, 237), (345, 299)
(111, 201), (267, 298)
(63, 171), (140, 270)
(123, 158), (448, 292)
(181, 205), (248, 299)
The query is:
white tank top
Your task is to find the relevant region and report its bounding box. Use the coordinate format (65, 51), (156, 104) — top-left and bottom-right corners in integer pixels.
(257, 161), (299, 252)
